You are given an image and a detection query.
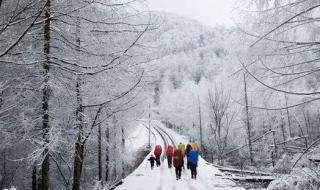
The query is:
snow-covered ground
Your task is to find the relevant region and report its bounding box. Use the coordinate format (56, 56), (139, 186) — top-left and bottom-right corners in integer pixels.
(116, 121), (244, 190)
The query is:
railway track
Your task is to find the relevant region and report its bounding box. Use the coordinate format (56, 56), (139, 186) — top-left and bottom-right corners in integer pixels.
(142, 121), (176, 161)
(152, 126), (172, 160)
(154, 124), (177, 149)
(142, 121), (176, 149)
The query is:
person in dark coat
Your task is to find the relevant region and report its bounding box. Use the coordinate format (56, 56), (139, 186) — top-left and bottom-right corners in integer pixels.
(188, 149), (199, 179)
(185, 144), (192, 169)
(148, 155), (156, 170)
(155, 156), (161, 167)
(173, 150), (184, 180)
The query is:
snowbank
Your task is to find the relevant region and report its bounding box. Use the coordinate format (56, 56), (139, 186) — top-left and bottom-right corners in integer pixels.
(267, 168), (320, 190)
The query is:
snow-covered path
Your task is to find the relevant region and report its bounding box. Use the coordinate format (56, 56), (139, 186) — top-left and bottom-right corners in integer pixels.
(117, 121), (244, 190)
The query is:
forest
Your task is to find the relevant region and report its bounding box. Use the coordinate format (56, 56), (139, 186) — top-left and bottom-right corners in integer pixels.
(1, 0), (320, 190)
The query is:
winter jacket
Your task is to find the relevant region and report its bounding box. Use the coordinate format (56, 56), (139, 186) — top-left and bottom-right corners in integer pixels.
(185, 144), (192, 157)
(188, 150), (199, 166)
(177, 143), (185, 156)
(167, 145), (174, 157)
(154, 145), (162, 157)
(148, 156), (156, 165)
(173, 150), (184, 167)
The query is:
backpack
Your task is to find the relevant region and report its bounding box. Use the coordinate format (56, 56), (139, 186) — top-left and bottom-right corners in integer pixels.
(173, 150), (183, 167)
(167, 145), (174, 157)
(191, 143), (198, 150)
(154, 145), (162, 157)
(188, 150), (199, 165)
(178, 143), (185, 156)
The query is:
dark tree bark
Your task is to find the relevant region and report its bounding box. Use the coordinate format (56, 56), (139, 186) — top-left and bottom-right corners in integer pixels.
(105, 124), (109, 182)
(41, 0), (52, 189)
(121, 125), (125, 178)
(72, 136), (84, 190)
(72, 77), (84, 190)
(244, 73), (254, 164)
(280, 112), (287, 147)
(0, 91), (3, 108)
(72, 14), (85, 190)
(0, 150), (6, 189)
(32, 165), (37, 190)
(198, 94), (203, 151)
(272, 130), (278, 157)
(284, 94), (292, 137)
(98, 123), (102, 182)
(112, 116), (117, 180)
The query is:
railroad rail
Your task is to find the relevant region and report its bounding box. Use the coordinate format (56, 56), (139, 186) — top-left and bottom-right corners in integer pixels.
(154, 124), (177, 149)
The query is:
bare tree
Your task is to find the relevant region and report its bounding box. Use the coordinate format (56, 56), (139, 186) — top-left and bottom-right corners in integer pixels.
(242, 0), (320, 171)
(208, 86), (235, 166)
(0, 0), (151, 189)
(41, 0), (52, 189)
(198, 94), (203, 151)
(243, 73), (254, 164)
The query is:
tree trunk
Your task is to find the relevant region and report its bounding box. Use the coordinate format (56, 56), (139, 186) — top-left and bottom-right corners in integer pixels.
(317, 109), (320, 135)
(284, 94), (292, 137)
(272, 130), (278, 162)
(72, 75), (84, 190)
(244, 73), (254, 164)
(0, 150), (6, 189)
(72, 13), (85, 190)
(306, 111), (312, 140)
(41, 0), (52, 189)
(0, 91), (3, 108)
(105, 124), (109, 182)
(302, 110), (311, 140)
(198, 94), (203, 151)
(148, 104), (151, 148)
(280, 112), (286, 148)
(72, 136), (84, 190)
(37, 169), (42, 190)
(98, 123), (102, 182)
(121, 125), (125, 178)
(32, 165), (37, 190)
(112, 116), (117, 180)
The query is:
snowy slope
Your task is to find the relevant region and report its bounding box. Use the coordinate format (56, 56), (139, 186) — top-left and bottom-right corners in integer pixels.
(116, 121), (244, 190)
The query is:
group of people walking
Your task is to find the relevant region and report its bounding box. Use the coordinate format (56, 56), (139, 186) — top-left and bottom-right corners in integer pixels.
(148, 142), (199, 180)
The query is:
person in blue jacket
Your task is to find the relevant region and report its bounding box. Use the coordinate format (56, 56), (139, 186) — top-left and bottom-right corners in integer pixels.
(188, 149), (199, 179)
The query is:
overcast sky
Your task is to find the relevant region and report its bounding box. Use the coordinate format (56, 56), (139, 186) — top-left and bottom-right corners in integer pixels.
(147, 0), (238, 27)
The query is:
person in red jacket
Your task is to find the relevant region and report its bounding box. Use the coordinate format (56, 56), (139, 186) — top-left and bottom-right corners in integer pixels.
(166, 145), (174, 168)
(173, 149), (184, 180)
(154, 145), (162, 167)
